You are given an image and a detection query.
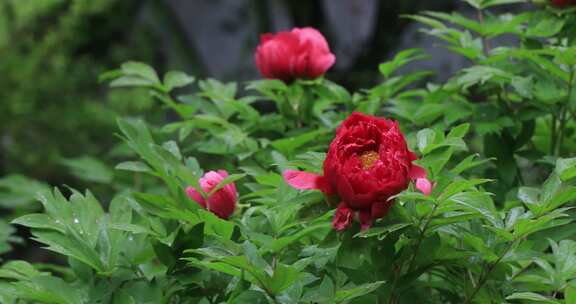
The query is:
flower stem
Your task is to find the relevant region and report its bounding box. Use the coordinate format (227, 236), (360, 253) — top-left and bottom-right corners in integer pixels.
(476, 9), (491, 57)
(556, 69), (575, 156)
(464, 239), (517, 304)
(407, 202), (439, 272)
(550, 115), (557, 155)
(388, 202), (439, 303)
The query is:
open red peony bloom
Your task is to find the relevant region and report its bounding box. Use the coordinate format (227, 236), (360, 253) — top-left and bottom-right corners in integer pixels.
(255, 27), (336, 82)
(186, 170), (237, 219)
(284, 112), (432, 231)
(551, 0), (576, 6)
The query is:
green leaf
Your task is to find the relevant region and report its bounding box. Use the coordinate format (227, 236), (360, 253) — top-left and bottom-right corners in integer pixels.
(12, 214), (65, 234)
(449, 192), (502, 228)
(269, 264), (300, 294)
(566, 285), (576, 304)
(438, 179), (492, 202)
(517, 187), (542, 214)
(246, 79), (288, 95)
(109, 76), (156, 88)
(420, 11), (485, 35)
(0, 174), (49, 209)
(271, 130), (325, 156)
(429, 212), (481, 228)
(162, 140), (182, 161)
(121, 61), (160, 83)
(264, 223), (330, 253)
(417, 129), (436, 154)
(32, 230), (104, 272)
(450, 154), (491, 175)
(421, 147), (454, 177)
(231, 290), (268, 304)
(335, 281), (385, 303)
(481, 0), (525, 8)
(505, 292), (559, 303)
(108, 223), (155, 236)
(462, 0), (482, 9)
(36, 188), (73, 225)
(302, 276), (335, 303)
(113, 290), (136, 304)
(457, 66), (512, 89)
(447, 123), (470, 139)
(526, 12), (565, 38)
(551, 240), (576, 280)
(461, 234), (498, 261)
(0, 261), (44, 281)
(198, 209), (235, 239)
(69, 190), (105, 247)
(379, 48), (429, 78)
(511, 50), (569, 82)
(514, 209), (571, 238)
(511, 76), (534, 98)
(115, 161), (151, 173)
(163, 71), (194, 91)
(8, 275), (84, 304)
(545, 186), (576, 213)
(556, 158), (576, 181)
(354, 223), (412, 240)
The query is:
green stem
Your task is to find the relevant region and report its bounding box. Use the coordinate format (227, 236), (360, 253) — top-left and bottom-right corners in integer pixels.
(388, 202), (439, 303)
(408, 202), (439, 272)
(251, 273), (279, 304)
(557, 109), (568, 156)
(510, 262), (532, 281)
(556, 69), (575, 156)
(152, 87), (188, 118)
(476, 9), (491, 57)
(387, 264), (402, 304)
(550, 115), (557, 155)
(464, 240), (517, 304)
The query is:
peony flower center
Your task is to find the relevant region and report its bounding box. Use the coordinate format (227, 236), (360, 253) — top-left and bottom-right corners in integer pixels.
(359, 150), (379, 170)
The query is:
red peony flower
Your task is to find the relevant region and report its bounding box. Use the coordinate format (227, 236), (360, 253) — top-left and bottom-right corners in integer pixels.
(186, 170), (237, 219)
(284, 112), (432, 231)
(551, 0), (576, 6)
(255, 27), (336, 82)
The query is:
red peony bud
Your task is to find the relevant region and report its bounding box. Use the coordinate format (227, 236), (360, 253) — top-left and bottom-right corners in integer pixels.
(255, 27), (336, 82)
(186, 170), (237, 219)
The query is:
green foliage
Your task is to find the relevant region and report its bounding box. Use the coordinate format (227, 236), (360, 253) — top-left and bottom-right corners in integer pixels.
(2, 0), (576, 303)
(0, 0), (158, 182)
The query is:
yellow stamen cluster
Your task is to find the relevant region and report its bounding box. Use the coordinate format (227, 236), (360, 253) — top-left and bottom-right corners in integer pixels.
(359, 150), (379, 170)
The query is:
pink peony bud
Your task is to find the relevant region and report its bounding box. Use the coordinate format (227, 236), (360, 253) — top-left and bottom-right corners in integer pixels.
(186, 170), (237, 219)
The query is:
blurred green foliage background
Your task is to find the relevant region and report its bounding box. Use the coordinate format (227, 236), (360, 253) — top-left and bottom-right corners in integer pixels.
(0, 0), (156, 182)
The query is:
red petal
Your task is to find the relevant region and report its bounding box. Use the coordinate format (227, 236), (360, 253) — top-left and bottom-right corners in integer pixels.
(283, 170), (323, 190)
(409, 165), (427, 180)
(358, 210), (372, 231)
(185, 186), (207, 209)
(371, 201), (392, 219)
(332, 203), (353, 231)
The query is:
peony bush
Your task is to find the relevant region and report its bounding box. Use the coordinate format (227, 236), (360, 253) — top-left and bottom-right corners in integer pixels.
(2, 0), (576, 303)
